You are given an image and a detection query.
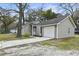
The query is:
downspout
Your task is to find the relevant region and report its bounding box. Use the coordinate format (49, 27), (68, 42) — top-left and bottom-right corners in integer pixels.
(54, 25), (57, 39)
(56, 24), (58, 39)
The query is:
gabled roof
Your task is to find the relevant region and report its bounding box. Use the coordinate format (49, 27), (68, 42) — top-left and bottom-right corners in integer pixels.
(32, 14), (76, 28)
(35, 15), (68, 25)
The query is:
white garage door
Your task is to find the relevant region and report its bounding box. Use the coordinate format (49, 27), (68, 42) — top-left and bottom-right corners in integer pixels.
(43, 26), (55, 38)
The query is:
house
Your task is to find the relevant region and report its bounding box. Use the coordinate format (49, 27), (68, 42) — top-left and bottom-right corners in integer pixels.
(22, 15), (76, 39)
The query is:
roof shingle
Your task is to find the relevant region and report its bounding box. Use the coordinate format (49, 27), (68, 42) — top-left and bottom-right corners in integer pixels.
(36, 15), (68, 25)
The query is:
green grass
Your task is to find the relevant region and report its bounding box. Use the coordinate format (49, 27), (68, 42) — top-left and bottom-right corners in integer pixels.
(0, 34), (16, 41)
(39, 35), (79, 50)
(0, 33), (30, 41)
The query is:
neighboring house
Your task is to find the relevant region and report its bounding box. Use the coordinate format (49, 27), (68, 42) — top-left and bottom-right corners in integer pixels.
(22, 15), (76, 39)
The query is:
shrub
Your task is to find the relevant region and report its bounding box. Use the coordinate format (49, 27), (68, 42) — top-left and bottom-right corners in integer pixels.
(23, 33), (30, 38)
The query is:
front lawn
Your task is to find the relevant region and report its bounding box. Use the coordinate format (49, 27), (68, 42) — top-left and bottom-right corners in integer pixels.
(39, 35), (79, 50)
(0, 33), (30, 41)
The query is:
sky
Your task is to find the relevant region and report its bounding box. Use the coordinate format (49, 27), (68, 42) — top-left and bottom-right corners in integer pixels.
(29, 3), (65, 14)
(0, 3), (65, 14)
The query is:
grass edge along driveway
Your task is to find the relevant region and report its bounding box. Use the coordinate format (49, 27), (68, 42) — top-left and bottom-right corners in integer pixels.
(39, 35), (79, 50)
(0, 34), (79, 50)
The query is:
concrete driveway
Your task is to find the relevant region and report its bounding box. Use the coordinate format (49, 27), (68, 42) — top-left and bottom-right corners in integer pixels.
(0, 42), (79, 56)
(0, 37), (51, 49)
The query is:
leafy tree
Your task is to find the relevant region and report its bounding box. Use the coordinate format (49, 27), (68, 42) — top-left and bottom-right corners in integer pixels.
(41, 8), (58, 20)
(27, 8), (58, 23)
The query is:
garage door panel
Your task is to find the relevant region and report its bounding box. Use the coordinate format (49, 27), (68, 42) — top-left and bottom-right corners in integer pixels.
(43, 26), (55, 38)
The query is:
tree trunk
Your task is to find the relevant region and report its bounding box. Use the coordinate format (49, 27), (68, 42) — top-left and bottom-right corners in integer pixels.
(17, 3), (22, 37)
(4, 24), (8, 33)
(22, 11), (25, 25)
(4, 26), (7, 33)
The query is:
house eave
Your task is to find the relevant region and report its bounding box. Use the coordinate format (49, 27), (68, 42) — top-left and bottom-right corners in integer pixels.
(57, 15), (76, 28)
(41, 24), (57, 27)
(32, 23), (57, 27)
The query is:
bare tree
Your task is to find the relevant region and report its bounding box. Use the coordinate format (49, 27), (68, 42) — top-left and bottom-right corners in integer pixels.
(15, 3), (29, 37)
(59, 3), (78, 20)
(16, 3), (22, 37)
(0, 7), (16, 33)
(9, 3), (29, 37)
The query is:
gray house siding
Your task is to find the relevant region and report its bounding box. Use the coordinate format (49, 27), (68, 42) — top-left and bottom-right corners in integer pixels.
(57, 17), (75, 38)
(22, 23), (31, 35)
